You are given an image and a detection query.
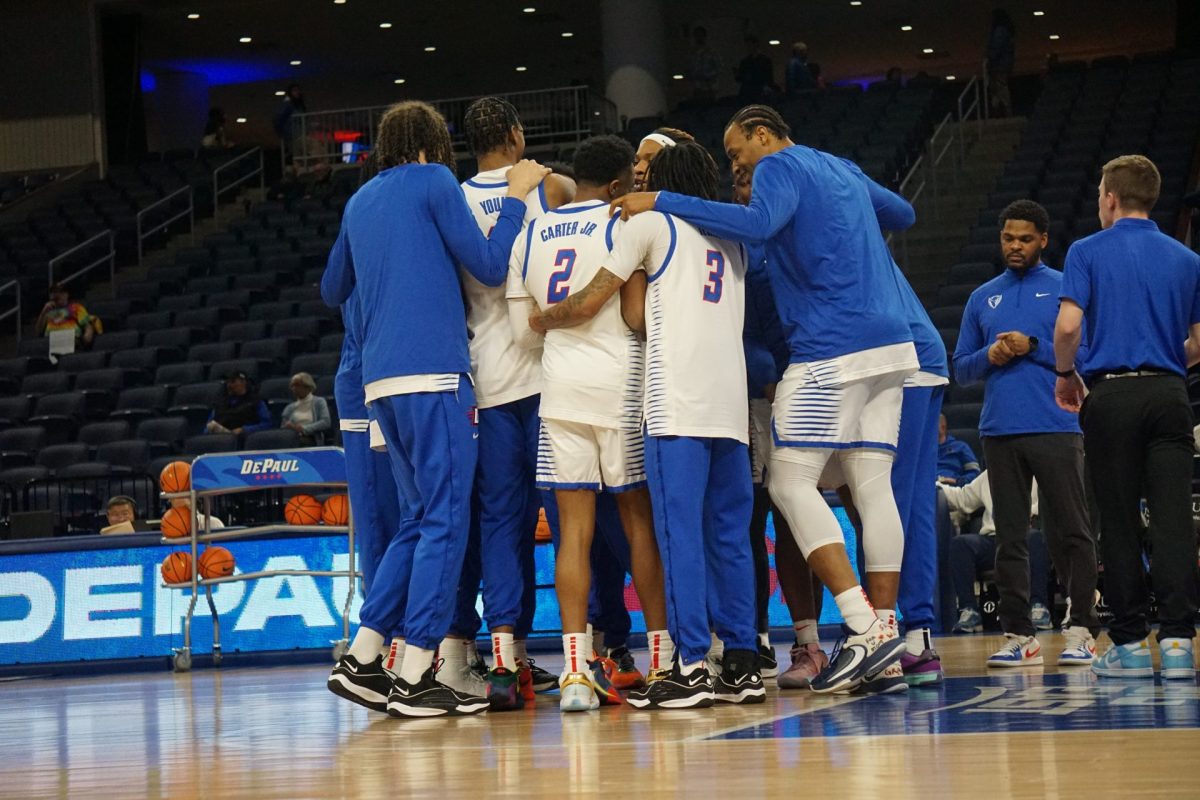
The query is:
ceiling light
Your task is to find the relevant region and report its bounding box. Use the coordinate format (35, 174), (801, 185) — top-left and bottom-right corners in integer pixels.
(424, 46), (436, 52)
(239, 36), (252, 43)
(275, 90), (286, 96)
(394, 78), (406, 84)
(946, 75), (957, 81)
(290, 60), (302, 66)
(523, 7), (535, 12)
(768, 39), (781, 46)
(379, 22), (392, 28)
(334, 0), (347, 4)
(1033, 10), (1045, 16)
(236, 118), (247, 123)
(561, 32), (574, 37)
(186, 13), (200, 20)
(672, 74), (684, 80)
(900, 25), (913, 32)
(850, 1), (862, 4)
(515, 66), (527, 72)
(1049, 34), (1060, 40)
(922, 47), (934, 54)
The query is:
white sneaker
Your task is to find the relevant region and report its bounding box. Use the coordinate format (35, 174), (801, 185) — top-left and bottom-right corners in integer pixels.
(1058, 626), (1097, 666)
(438, 661), (488, 696)
(559, 672), (600, 712)
(986, 634), (1044, 668)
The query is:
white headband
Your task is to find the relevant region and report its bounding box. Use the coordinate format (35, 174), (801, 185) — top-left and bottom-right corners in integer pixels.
(640, 133), (676, 149)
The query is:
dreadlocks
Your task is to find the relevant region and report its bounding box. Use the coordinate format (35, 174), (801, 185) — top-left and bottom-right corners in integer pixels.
(374, 101), (455, 170)
(725, 104), (791, 140)
(463, 96), (522, 157)
(646, 141), (720, 201)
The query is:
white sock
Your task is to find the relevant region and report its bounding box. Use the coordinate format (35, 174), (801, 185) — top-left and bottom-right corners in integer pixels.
(708, 632), (725, 661)
(647, 629), (675, 670)
(347, 627), (384, 663)
(384, 638), (406, 671)
(794, 619), (819, 647)
(834, 587), (878, 635)
(679, 658), (705, 676)
(592, 630), (606, 656)
(464, 638), (483, 668)
(514, 639), (529, 664)
(905, 628), (930, 655)
(757, 631), (770, 648)
(878, 609), (897, 630)
(491, 632), (515, 670)
(399, 645), (434, 684)
(439, 637), (466, 671)
(562, 632), (588, 674)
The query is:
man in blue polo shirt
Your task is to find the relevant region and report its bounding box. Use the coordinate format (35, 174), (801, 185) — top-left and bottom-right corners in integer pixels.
(937, 414), (981, 485)
(1055, 154), (1200, 680)
(954, 199), (1100, 670)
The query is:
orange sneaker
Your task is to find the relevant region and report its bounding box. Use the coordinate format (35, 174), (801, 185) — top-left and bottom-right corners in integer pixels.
(607, 645), (646, 690)
(517, 661), (536, 702)
(588, 657), (623, 705)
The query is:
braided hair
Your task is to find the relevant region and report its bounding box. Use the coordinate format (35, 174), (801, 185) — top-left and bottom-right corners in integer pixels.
(651, 126), (695, 143)
(725, 104), (791, 139)
(374, 101), (455, 170)
(463, 96), (522, 157)
(646, 141), (720, 201)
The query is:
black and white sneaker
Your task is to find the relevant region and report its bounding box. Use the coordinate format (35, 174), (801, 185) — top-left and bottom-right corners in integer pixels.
(757, 642), (779, 678)
(526, 658), (558, 693)
(327, 654), (394, 712)
(627, 661), (714, 710)
(810, 619), (905, 695)
(715, 648), (767, 704)
(387, 666), (490, 718)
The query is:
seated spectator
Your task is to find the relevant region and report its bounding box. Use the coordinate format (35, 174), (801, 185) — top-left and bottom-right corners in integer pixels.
(35, 282), (97, 348)
(940, 471), (1054, 633)
(169, 496), (225, 530)
(786, 42), (817, 95)
(281, 371), (331, 446)
(735, 35), (777, 102)
(205, 370), (270, 438)
(100, 495), (139, 535)
(937, 413), (981, 485)
(201, 107), (233, 150)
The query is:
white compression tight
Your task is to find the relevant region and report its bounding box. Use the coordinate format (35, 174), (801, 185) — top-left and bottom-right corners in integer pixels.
(768, 449), (905, 571)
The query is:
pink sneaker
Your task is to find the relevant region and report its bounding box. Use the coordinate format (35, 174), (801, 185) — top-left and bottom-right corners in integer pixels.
(778, 642), (829, 689)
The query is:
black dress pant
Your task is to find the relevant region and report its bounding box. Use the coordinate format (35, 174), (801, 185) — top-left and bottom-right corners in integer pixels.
(1081, 375), (1199, 645)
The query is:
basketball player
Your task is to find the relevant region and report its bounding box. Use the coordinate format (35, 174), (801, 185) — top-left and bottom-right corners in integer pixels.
(442, 97), (573, 710)
(323, 100), (549, 717)
(510, 135), (670, 712)
(535, 141), (763, 709)
(633, 127), (694, 192)
(615, 106), (918, 694)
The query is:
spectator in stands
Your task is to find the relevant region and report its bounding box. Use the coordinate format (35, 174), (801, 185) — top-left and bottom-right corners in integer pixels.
(954, 199), (1100, 668)
(205, 370), (270, 438)
(281, 371), (331, 446)
(101, 496), (139, 535)
(986, 9), (1016, 117)
(941, 472), (1053, 633)
(688, 26), (721, 100)
(35, 282), (96, 348)
(786, 42), (817, 95)
(735, 35), (776, 103)
(275, 83), (307, 167)
(201, 108), (232, 149)
(937, 413), (981, 485)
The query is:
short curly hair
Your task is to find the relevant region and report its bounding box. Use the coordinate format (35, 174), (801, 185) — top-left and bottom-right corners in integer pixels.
(375, 101), (455, 170)
(999, 199), (1049, 234)
(573, 135), (635, 187)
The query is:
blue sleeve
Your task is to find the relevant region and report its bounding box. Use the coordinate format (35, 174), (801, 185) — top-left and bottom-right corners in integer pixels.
(654, 156), (798, 244)
(243, 402), (272, 434)
(954, 441), (982, 483)
(841, 158), (916, 231)
(1190, 254), (1200, 326)
(428, 167), (526, 287)
(952, 295), (994, 385)
(1059, 243), (1091, 311)
(321, 226), (354, 307)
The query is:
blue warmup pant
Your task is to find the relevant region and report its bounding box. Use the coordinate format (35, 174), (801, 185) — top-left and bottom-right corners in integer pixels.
(894, 384), (944, 632)
(358, 379), (478, 651)
(343, 428), (403, 639)
(644, 434), (756, 664)
(590, 494), (632, 649)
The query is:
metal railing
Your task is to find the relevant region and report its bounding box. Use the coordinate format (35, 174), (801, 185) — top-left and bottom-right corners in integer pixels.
(287, 86), (620, 172)
(212, 147), (265, 219)
(957, 74), (984, 159)
(136, 185), (195, 265)
(47, 229), (115, 291)
(0, 279), (20, 343)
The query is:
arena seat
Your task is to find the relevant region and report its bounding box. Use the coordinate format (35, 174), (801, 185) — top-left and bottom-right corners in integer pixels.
(183, 433), (238, 456)
(135, 417), (191, 455)
(943, 403), (984, 430)
(245, 429), (301, 451)
(96, 440), (153, 473)
(36, 443), (90, 474)
(57, 351), (109, 373)
(155, 362), (206, 390)
(77, 421), (132, 454)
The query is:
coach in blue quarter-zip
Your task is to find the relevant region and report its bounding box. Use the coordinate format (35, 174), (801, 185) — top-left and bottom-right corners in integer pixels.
(953, 200), (1100, 670)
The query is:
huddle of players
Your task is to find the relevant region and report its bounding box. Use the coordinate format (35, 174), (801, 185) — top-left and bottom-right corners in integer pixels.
(324, 95), (940, 718)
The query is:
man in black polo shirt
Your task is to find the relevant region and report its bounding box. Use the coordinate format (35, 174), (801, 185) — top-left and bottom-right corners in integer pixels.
(1055, 154), (1200, 680)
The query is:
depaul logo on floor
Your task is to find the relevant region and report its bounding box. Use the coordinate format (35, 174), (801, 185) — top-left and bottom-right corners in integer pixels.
(0, 535), (362, 665)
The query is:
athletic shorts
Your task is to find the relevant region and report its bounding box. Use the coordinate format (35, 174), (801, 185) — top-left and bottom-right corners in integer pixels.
(749, 397), (773, 485)
(771, 343), (918, 457)
(536, 418), (646, 492)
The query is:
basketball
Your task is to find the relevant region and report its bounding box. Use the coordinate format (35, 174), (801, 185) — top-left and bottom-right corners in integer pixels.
(159, 460), (191, 494)
(161, 506), (191, 538)
(285, 494), (323, 525)
(199, 546), (235, 579)
(160, 551), (192, 584)
(321, 494), (349, 526)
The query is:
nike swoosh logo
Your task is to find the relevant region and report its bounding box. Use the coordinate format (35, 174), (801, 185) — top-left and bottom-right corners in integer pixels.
(832, 645), (866, 677)
(344, 661), (360, 674)
(1035, 292), (1051, 298)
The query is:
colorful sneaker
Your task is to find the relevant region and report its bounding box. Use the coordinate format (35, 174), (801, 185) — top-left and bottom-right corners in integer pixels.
(387, 666), (489, 718)
(627, 662), (714, 710)
(900, 648), (944, 686)
(1159, 637), (1196, 680)
(524, 658), (558, 693)
(559, 672), (600, 712)
(810, 620), (905, 694)
(778, 642), (828, 689)
(851, 662), (908, 695)
(485, 666), (524, 711)
(953, 608), (983, 634)
(327, 653), (393, 712)
(607, 645), (646, 690)
(757, 642), (779, 678)
(986, 634), (1043, 668)
(1032, 603), (1053, 631)
(1057, 626), (1097, 666)
(714, 648), (766, 704)
(517, 662), (536, 702)
(1092, 639), (1153, 678)
(589, 657), (623, 705)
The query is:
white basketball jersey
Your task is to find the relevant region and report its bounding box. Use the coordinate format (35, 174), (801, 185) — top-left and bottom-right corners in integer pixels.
(460, 168), (550, 408)
(507, 200), (643, 430)
(604, 211), (748, 443)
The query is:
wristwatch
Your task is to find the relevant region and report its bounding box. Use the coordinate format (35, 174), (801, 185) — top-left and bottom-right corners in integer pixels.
(1054, 368), (1076, 378)
(1028, 336), (1039, 352)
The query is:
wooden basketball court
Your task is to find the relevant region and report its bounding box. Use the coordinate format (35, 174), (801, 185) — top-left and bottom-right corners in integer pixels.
(3, 633), (1198, 799)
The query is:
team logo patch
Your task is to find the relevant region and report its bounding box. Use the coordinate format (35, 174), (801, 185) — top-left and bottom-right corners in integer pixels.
(987, 294), (1003, 309)
(466, 406), (479, 426)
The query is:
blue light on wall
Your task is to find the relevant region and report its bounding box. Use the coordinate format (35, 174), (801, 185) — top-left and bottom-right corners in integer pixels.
(144, 58), (293, 86)
(139, 70), (157, 93)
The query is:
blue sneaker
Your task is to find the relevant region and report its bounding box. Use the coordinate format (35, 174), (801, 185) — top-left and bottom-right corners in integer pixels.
(986, 634), (1043, 668)
(1031, 603), (1053, 631)
(1091, 639), (1153, 678)
(1159, 638), (1196, 680)
(953, 608), (983, 634)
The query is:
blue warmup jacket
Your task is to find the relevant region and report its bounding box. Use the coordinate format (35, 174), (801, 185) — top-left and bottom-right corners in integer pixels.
(938, 436), (981, 484)
(333, 290), (366, 420)
(743, 244), (789, 398)
(321, 163), (526, 385)
(953, 264), (1081, 436)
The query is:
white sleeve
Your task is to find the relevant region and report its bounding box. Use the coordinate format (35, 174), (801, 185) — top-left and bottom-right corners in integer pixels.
(506, 258), (531, 301)
(508, 296), (543, 350)
(603, 213), (661, 281)
(941, 471), (986, 516)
